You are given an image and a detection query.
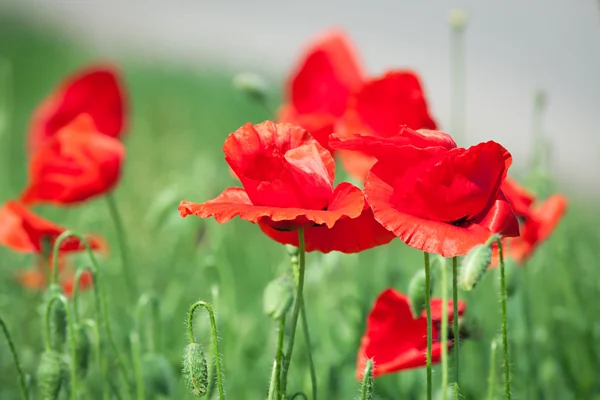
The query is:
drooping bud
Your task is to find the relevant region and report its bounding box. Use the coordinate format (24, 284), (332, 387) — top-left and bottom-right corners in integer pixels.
(37, 351), (66, 400)
(263, 275), (295, 320)
(408, 269), (432, 317)
(142, 353), (177, 397)
(182, 343), (208, 397)
(459, 244), (493, 291)
(359, 359), (375, 400)
(45, 285), (67, 351)
(74, 324), (91, 377)
(232, 72), (269, 105)
(448, 9), (468, 31)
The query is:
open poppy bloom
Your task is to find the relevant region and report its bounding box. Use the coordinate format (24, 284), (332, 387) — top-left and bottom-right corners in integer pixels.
(0, 201), (106, 253)
(17, 256), (94, 296)
(179, 122), (392, 252)
(278, 29), (363, 150)
(356, 288), (466, 379)
(21, 114), (125, 206)
(332, 128), (520, 257)
(335, 71), (438, 180)
(28, 65), (126, 154)
(495, 178), (567, 264)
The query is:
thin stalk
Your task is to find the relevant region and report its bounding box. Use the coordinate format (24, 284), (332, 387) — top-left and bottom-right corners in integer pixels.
(267, 316), (286, 400)
(82, 319), (109, 400)
(106, 192), (139, 301)
(487, 337), (498, 400)
(0, 316), (30, 400)
(300, 301), (317, 400)
(452, 255), (460, 397)
(136, 293), (160, 352)
(497, 239), (512, 399)
(440, 258), (449, 400)
(130, 332), (145, 400)
(187, 301), (225, 400)
(280, 229), (307, 396)
(423, 252), (432, 400)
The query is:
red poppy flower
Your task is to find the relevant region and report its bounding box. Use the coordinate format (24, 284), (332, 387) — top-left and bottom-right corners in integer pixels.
(501, 177), (535, 218)
(28, 65), (126, 154)
(0, 201), (106, 254)
(21, 115), (125, 206)
(180, 121), (391, 254)
(278, 29), (364, 150)
(17, 256), (94, 296)
(356, 288), (466, 379)
(336, 71), (438, 180)
(333, 131), (519, 257)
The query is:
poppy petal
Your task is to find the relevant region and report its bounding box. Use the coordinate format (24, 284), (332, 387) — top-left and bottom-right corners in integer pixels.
(501, 177), (536, 217)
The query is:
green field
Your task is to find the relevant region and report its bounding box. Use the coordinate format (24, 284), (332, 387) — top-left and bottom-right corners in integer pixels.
(1, 15), (599, 400)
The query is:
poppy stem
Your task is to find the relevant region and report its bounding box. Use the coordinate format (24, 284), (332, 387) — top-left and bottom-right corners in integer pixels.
(267, 316), (286, 400)
(440, 258), (449, 400)
(106, 192), (139, 302)
(423, 252), (432, 400)
(486, 336), (499, 400)
(82, 319), (109, 400)
(452, 256), (460, 396)
(496, 239), (512, 399)
(129, 331), (145, 400)
(135, 292), (160, 353)
(300, 300), (318, 400)
(187, 301), (225, 400)
(0, 316), (30, 400)
(280, 228), (307, 397)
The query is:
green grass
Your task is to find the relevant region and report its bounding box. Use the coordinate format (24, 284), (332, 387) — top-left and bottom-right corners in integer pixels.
(1, 15), (600, 400)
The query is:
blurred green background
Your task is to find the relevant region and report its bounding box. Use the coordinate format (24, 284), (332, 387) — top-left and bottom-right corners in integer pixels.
(1, 12), (600, 400)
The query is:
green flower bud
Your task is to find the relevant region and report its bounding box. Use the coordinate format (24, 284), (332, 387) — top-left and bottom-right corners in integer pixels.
(408, 269), (432, 317)
(37, 351), (66, 400)
(459, 244), (493, 291)
(448, 9), (468, 31)
(233, 72), (269, 104)
(45, 285), (67, 351)
(263, 275), (295, 320)
(74, 324), (91, 377)
(142, 353), (177, 396)
(359, 359), (375, 400)
(182, 343), (208, 397)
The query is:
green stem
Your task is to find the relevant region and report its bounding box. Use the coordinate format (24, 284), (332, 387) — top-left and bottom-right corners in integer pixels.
(440, 258), (449, 400)
(487, 337), (498, 400)
(106, 192), (139, 301)
(359, 359), (374, 400)
(280, 229), (307, 396)
(452, 255), (460, 397)
(0, 316), (30, 400)
(45, 295), (78, 400)
(82, 319), (109, 400)
(130, 332), (145, 400)
(53, 231), (132, 398)
(423, 252), (432, 400)
(300, 300), (317, 400)
(290, 392), (308, 400)
(267, 316), (286, 400)
(136, 292), (160, 353)
(497, 239), (512, 399)
(187, 301), (225, 400)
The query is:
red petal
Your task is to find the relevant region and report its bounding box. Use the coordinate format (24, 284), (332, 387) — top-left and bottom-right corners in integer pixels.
(28, 65), (126, 154)
(277, 106), (336, 151)
(501, 177), (536, 217)
(287, 29), (363, 117)
(258, 203), (394, 253)
(534, 194), (567, 242)
(179, 182), (364, 230)
(21, 115), (125, 205)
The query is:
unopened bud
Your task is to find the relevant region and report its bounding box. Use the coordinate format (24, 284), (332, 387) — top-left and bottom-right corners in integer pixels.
(233, 72), (269, 104)
(408, 269), (432, 317)
(45, 285), (67, 351)
(448, 9), (468, 31)
(182, 343), (208, 397)
(37, 351), (66, 400)
(143, 353), (176, 396)
(263, 275), (295, 320)
(74, 324), (91, 377)
(359, 359), (375, 399)
(459, 244), (493, 291)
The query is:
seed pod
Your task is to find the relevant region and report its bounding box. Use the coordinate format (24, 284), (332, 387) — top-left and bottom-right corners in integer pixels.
(232, 72), (269, 104)
(459, 244), (492, 291)
(359, 359), (375, 400)
(37, 351), (66, 400)
(74, 324), (91, 377)
(408, 269), (431, 317)
(142, 353), (177, 396)
(182, 343), (208, 397)
(45, 285), (67, 351)
(263, 275), (295, 320)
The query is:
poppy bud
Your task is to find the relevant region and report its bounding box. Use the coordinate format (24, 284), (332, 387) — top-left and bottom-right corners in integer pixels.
(263, 275), (295, 320)
(448, 9), (468, 31)
(74, 324), (91, 377)
(359, 359), (375, 400)
(182, 343), (208, 397)
(233, 72), (269, 105)
(408, 269), (432, 317)
(45, 285), (67, 351)
(37, 350), (67, 400)
(142, 353), (177, 397)
(459, 244), (493, 291)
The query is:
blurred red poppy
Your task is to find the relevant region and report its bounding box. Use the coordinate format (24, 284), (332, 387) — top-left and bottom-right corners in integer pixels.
(28, 65), (126, 154)
(333, 130), (519, 257)
(279, 29), (363, 150)
(17, 256), (94, 296)
(0, 201), (106, 254)
(21, 115), (125, 206)
(501, 177), (535, 218)
(336, 71), (438, 180)
(356, 288), (466, 379)
(180, 122), (391, 254)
